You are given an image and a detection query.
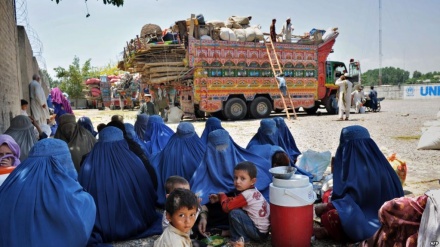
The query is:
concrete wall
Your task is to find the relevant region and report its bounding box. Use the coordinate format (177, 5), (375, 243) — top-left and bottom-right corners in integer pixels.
(17, 25), (34, 111)
(374, 85), (403, 100)
(0, 0), (21, 133)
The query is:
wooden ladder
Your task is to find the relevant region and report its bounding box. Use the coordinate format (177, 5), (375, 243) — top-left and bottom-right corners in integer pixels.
(265, 38), (298, 120)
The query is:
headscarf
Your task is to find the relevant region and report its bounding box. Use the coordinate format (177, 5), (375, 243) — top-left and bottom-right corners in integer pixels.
(200, 117), (224, 144)
(0, 134), (21, 166)
(54, 114), (97, 171)
(144, 115), (175, 156)
(190, 129), (272, 204)
(50, 87), (73, 114)
(273, 117), (301, 161)
(77, 116), (98, 137)
(247, 144), (286, 167)
(332, 125), (404, 242)
(4, 115), (37, 161)
(0, 138), (96, 247)
(150, 122), (205, 206)
(79, 127), (161, 244)
(134, 114), (149, 141)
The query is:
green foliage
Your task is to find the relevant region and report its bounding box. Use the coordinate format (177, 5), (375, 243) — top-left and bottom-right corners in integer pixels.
(40, 69), (61, 88)
(90, 62), (124, 78)
(54, 56), (93, 100)
(361, 67), (440, 86)
(412, 71), (422, 79)
(53, 0), (124, 7)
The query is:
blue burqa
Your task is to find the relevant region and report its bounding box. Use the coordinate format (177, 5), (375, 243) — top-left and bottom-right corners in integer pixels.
(273, 117), (301, 161)
(4, 115), (37, 161)
(78, 116), (98, 137)
(124, 123), (149, 155)
(200, 117), (224, 144)
(247, 144), (286, 165)
(144, 115), (175, 156)
(134, 114), (149, 141)
(331, 125), (404, 242)
(0, 138), (96, 247)
(190, 129), (272, 204)
(246, 119), (311, 178)
(150, 122), (206, 206)
(79, 127), (162, 245)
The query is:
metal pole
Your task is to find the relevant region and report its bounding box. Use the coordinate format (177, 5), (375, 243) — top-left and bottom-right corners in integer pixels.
(379, 0), (382, 86)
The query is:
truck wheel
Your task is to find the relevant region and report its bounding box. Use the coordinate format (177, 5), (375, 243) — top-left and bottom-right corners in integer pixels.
(250, 97), (272, 119)
(304, 102), (319, 115)
(224, 98), (247, 120)
(325, 94), (338, 114)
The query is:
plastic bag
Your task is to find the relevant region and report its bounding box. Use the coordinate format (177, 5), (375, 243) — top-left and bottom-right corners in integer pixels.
(296, 150), (331, 182)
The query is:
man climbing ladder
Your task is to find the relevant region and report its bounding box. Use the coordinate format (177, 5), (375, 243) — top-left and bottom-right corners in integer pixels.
(265, 37), (298, 120)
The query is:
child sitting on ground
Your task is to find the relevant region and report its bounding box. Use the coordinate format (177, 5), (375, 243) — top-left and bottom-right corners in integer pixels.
(154, 188), (199, 247)
(209, 161), (270, 244)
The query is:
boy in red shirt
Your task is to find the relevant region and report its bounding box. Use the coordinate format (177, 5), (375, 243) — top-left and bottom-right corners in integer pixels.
(210, 161), (270, 244)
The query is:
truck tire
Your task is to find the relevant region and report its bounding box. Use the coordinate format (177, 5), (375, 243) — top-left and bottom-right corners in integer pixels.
(224, 98), (247, 121)
(325, 94), (338, 114)
(250, 97), (272, 119)
(304, 102), (319, 115)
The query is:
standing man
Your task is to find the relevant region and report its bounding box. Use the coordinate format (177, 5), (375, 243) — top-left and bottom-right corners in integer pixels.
(281, 17), (294, 42)
(369, 86), (378, 112)
(156, 83), (169, 121)
(335, 74), (353, 120)
(29, 74), (49, 126)
(270, 19), (277, 43)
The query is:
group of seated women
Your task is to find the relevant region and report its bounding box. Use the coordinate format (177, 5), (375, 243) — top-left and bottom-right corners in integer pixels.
(0, 112), (437, 246)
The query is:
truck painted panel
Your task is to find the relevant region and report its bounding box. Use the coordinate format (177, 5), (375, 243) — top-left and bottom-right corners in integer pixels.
(188, 35), (337, 112)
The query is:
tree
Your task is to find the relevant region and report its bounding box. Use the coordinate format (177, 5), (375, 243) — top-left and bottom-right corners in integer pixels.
(413, 71), (422, 79)
(54, 56), (93, 107)
(40, 69), (61, 89)
(361, 67), (410, 86)
(53, 0), (123, 7)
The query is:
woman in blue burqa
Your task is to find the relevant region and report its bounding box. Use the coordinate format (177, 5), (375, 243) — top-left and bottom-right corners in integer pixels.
(134, 114), (149, 142)
(0, 138), (96, 247)
(246, 118), (311, 178)
(124, 123), (149, 155)
(143, 115), (175, 156)
(313, 125), (404, 243)
(79, 126), (162, 245)
(77, 116), (98, 137)
(200, 117), (224, 144)
(191, 129), (272, 204)
(150, 122), (206, 206)
(54, 114), (97, 172)
(4, 115), (37, 161)
(273, 117), (301, 162)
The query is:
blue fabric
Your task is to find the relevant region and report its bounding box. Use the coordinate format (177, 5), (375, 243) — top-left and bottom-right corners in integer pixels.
(134, 114), (149, 141)
(144, 115), (175, 156)
(229, 209), (268, 242)
(273, 117), (301, 161)
(190, 129), (272, 204)
(78, 116), (98, 137)
(53, 103), (68, 125)
(247, 144), (285, 164)
(200, 117), (224, 144)
(248, 119), (311, 179)
(0, 138), (96, 247)
(331, 125), (404, 242)
(46, 94), (53, 109)
(150, 122), (206, 206)
(124, 123), (149, 155)
(78, 127), (162, 245)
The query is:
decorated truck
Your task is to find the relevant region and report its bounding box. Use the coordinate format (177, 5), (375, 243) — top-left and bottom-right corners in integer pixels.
(122, 16), (360, 120)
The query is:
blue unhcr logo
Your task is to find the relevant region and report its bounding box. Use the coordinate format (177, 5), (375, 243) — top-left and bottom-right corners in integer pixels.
(406, 86), (415, 97)
(420, 85), (440, 96)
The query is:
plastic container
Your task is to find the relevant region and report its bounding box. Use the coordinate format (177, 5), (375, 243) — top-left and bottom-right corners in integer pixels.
(270, 174), (316, 247)
(0, 166), (15, 186)
(360, 106), (366, 113)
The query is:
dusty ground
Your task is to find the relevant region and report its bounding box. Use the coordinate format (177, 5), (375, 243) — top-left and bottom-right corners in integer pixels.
(74, 98), (440, 246)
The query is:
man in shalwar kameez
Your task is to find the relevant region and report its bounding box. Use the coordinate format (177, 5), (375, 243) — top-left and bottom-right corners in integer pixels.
(335, 74), (353, 120)
(29, 74), (49, 126)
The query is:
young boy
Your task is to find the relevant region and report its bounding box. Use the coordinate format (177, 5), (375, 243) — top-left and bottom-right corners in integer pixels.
(162, 176), (192, 229)
(138, 94), (158, 116)
(154, 188), (199, 247)
(20, 99), (29, 116)
(210, 161), (270, 244)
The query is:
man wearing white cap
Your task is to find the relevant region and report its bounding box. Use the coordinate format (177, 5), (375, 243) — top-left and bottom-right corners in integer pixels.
(281, 17), (294, 42)
(138, 93), (158, 116)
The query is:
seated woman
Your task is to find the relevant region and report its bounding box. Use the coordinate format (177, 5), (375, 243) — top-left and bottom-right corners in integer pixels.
(200, 117), (224, 144)
(360, 189), (440, 246)
(314, 125), (404, 243)
(247, 144), (290, 167)
(50, 87), (73, 125)
(77, 116), (98, 137)
(150, 122), (205, 207)
(79, 126), (162, 245)
(54, 114), (97, 172)
(273, 117), (301, 163)
(124, 123), (149, 155)
(134, 114), (149, 142)
(0, 138), (96, 246)
(144, 115), (175, 156)
(0, 134), (21, 186)
(4, 115), (37, 160)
